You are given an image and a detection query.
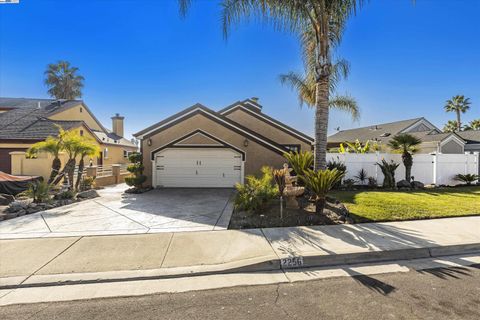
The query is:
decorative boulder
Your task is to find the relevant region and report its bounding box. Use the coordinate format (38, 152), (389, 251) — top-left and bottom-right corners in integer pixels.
(77, 189), (99, 200)
(411, 181), (425, 189)
(0, 193), (15, 206)
(396, 180), (411, 189)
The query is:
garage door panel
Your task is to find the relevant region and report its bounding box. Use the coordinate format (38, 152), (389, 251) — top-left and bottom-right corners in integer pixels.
(155, 148), (243, 188)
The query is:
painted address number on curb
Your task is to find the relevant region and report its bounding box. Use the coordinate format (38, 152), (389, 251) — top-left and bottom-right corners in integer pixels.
(281, 256), (304, 268)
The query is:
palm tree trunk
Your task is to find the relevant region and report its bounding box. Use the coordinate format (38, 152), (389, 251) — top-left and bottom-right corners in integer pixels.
(315, 196), (325, 214)
(314, 77), (330, 171)
(456, 110), (461, 131)
(53, 158), (76, 187)
(403, 152), (413, 182)
(75, 157), (85, 190)
(47, 157), (61, 184)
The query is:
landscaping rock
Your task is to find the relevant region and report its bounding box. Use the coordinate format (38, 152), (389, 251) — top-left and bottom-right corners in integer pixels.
(0, 193), (15, 205)
(396, 180), (411, 189)
(16, 209), (27, 217)
(412, 181), (425, 189)
(77, 189), (99, 199)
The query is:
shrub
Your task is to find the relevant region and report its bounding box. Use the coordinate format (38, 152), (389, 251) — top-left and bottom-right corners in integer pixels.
(283, 151), (313, 177)
(299, 168), (345, 214)
(453, 173), (479, 185)
(326, 158), (346, 188)
(23, 180), (51, 203)
(80, 176), (96, 191)
(354, 168), (368, 185)
(342, 178), (355, 189)
(368, 176), (378, 188)
(125, 152), (147, 189)
(56, 190), (76, 200)
(235, 166), (279, 213)
(377, 159), (399, 188)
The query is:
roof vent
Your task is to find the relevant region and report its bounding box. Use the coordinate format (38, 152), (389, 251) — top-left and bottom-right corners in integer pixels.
(250, 97), (259, 103)
(380, 133), (391, 137)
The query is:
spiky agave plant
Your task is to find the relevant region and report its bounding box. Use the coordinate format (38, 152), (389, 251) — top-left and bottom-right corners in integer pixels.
(453, 174), (479, 185)
(300, 168), (345, 214)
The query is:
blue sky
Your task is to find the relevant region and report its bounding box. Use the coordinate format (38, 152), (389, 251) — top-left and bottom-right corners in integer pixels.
(1, 0), (479, 139)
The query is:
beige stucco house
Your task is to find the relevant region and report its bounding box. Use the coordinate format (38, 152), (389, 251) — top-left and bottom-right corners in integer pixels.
(0, 98), (137, 179)
(133, 98), (313, 188)
(327, 117), (469, 154)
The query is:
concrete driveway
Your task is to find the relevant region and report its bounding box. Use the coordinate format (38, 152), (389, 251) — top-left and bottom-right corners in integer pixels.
(0, 184), (235, 239)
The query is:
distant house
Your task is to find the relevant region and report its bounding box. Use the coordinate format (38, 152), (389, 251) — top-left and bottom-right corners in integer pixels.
(0, 98), (137, 175)
(458, 130), (480, 153)
(327, 117), (471, 154)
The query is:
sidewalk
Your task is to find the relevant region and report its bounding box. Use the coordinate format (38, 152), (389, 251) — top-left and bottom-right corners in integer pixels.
(1, 216), (479, 289)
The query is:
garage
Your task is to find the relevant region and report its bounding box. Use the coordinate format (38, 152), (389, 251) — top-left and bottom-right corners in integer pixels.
(154, 148), (243, 188)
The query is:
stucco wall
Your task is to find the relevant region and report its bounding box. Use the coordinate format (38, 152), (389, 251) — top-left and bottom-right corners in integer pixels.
(48, 104), (103, 131)
(225, 109), (312, 151)
(141, 113), (288, 186)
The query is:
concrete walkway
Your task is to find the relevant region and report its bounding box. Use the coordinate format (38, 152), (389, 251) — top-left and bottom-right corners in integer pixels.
(1, 216), (479, 289)
(0, 184), (235, 239)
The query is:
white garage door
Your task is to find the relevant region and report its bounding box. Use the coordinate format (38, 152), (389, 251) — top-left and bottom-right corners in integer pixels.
(155, 148), (243, 188)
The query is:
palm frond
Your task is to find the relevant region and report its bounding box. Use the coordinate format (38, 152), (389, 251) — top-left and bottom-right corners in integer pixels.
(329, 94), (359, 121)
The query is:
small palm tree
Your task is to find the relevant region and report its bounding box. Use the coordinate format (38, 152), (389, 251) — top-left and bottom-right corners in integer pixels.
(53, 130), (85, 188)
(74, 139), (100, 190)
(45, 60), (84, 100)
(388, 134), (422, 182)
(443, 120), (460, 133)
(27, 127), (68, 183)
(300, 168), (345, 214)
(444, 95), (471, 132)
(465, 119), (480, 131)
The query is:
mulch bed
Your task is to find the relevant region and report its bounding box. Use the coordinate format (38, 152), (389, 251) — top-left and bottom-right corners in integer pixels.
(228, 197), (352, 229)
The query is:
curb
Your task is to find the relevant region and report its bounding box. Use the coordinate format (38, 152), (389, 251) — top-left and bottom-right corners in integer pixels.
(2, 242), (479, 290)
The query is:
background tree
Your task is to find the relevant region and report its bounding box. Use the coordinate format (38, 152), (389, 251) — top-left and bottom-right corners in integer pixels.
(388, 134), (422, 182)
(74, 139), (100, 190)
(444, 95), (471, 132)
(443, 120), (461, 133)
(45, 60), (84, 99)
(465, 119), (480, 131)
(179, 0), (365, 170)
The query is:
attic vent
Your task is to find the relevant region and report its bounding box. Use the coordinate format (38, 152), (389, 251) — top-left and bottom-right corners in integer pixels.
(380, 133), (391, 137)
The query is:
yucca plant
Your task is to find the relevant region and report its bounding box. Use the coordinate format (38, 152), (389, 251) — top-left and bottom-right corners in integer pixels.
(388, 133), (422, 182)
(453, 174), (479, 185)
(300, 168), (345, 214)
(354, 168), (368, 185)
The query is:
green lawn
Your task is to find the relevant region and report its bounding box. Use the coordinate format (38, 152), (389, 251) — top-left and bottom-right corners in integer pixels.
(330, 186), (480, 222)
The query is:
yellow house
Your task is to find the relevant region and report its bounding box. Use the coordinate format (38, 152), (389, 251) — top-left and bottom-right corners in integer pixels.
(0, 98), (137, 178)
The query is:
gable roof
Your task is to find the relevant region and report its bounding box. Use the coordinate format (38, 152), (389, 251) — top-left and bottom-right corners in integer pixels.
(328, 117), (431, 144)
(457, 130), (480, 144)
(134, 103), (289, 155)
(219, 99), (314, 144)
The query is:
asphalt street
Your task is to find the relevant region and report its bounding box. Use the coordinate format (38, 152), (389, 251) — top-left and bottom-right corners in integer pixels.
(2, 265), (480, 320)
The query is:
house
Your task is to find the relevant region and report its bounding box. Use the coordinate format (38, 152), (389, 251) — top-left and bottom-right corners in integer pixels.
(133, 98), (314, 188)
(327, 117), (469, 154)
(458, 130), (480, 153)
(0, 97), (137, 176)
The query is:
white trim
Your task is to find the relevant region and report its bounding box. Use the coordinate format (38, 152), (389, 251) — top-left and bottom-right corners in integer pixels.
(138, 107), (286, 154)
(243, 101), (262, 111)
(400, 118), (440, 133)
(220, 104), (314, 143)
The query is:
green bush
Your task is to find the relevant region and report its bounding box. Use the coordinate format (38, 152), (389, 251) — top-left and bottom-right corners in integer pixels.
(453, 173), (479, 185)
(300, 168), (345, 213)
(377, 159), (399, 188)
(235, 166), (279, 213)
(283, 151), (313, 176)
(80, 176), (96, 191)
(56, 190), (76, 200)
(125, 152), (147, 189)
(23, 180), (51, 203)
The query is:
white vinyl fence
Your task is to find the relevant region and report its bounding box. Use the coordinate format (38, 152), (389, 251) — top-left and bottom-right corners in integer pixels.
(326, 153), (479, 186)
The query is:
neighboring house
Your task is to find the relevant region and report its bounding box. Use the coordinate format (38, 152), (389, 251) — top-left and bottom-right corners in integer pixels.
(327, 117), (469, 154)
(458, 130), (480, 153)
(0, 97), (137, 175)
(133, 98), (313, 188)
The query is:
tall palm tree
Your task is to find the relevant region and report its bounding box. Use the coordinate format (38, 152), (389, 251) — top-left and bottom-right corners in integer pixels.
(443, 120), (460, 133)
(74, 139), (100, 190)
(26, 127), (68, 184)
(444, 95), (471, 132)
(45, 60), (85, 100)
(179, 0), (365, 170)
(388, 133), (422, 183)
(465, 119), (480, 131)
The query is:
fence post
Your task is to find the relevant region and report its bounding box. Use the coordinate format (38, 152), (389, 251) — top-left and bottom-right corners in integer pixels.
(432, 153), (437, 185)
(86, 166), (97, 178)
(475, 152), (480, 176)
(112, 164), (121, 184)
(375, 151), (379, 182)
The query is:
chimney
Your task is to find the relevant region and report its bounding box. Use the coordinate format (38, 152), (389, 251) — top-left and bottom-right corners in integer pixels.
(111, 113), (125, 137)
